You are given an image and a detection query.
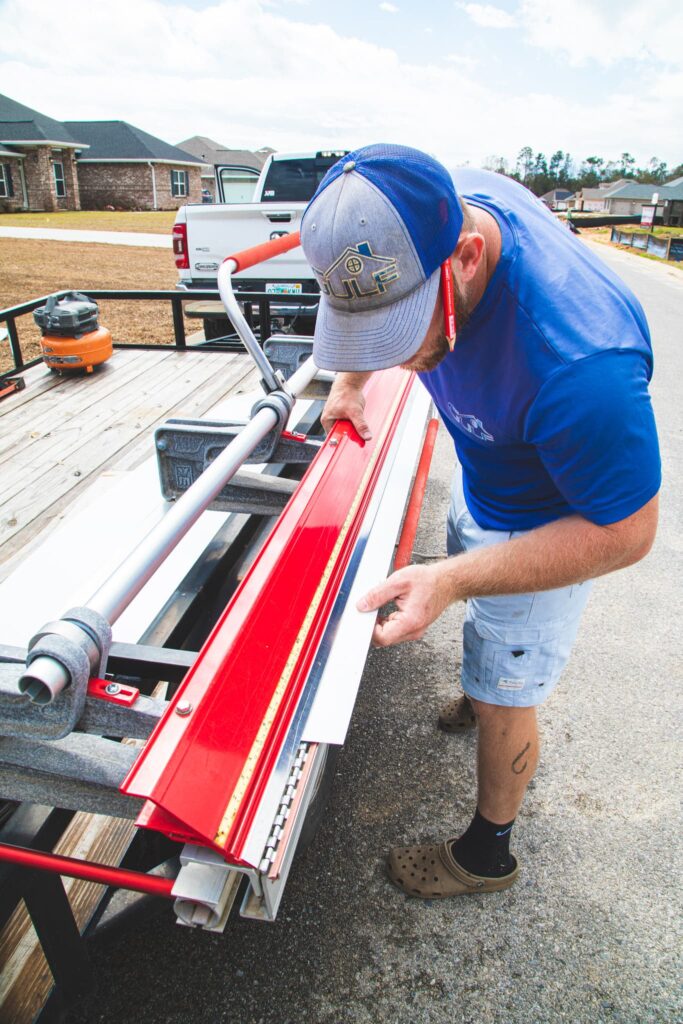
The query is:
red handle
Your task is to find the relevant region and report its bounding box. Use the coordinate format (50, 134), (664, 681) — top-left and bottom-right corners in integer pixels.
(225, 231), (301, 273)
(394, 417), (439, 570)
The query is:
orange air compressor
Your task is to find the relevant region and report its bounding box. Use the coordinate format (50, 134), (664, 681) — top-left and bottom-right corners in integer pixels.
(33, 292), (113, 374)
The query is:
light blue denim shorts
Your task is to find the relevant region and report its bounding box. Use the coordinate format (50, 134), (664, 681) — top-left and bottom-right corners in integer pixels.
(447, 468), (592, 708)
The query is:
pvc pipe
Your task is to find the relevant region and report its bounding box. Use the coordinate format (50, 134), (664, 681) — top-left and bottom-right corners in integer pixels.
(17, 236), (318, 697)
(88, 358), (317, 624)
(227, 231), (300, 273)
(0, 842), (176, 897)
(217, 259), (281, 394)
(18, 656), (70, 705)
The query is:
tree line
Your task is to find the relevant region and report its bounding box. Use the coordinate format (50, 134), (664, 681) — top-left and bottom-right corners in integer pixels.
(483, 148), (683, 197)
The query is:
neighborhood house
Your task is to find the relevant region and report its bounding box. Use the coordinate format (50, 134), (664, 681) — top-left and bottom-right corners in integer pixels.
(0, 93), (204, 211)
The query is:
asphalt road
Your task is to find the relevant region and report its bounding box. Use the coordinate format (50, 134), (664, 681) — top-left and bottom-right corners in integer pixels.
(65, 240), (682, 1024)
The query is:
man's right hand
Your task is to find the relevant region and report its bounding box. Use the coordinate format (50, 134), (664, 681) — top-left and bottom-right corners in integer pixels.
(321, 372), (373, 440)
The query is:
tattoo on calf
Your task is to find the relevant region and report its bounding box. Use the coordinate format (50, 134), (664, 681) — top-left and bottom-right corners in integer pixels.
(511, 742), (531, 775)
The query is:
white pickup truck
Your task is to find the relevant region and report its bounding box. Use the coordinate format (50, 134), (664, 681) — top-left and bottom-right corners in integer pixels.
(173, 150), (347, 339)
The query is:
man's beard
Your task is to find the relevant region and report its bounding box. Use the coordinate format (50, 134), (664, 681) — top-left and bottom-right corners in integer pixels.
(401, 280), (471, 373)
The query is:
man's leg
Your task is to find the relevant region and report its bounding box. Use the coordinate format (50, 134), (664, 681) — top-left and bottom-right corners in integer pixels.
(474, 701), (539, 823)
(446, 702), (539, 879)
(386, 467), (591, 898)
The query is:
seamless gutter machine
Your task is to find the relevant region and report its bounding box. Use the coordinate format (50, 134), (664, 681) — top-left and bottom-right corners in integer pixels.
(0, 233), (436, 959)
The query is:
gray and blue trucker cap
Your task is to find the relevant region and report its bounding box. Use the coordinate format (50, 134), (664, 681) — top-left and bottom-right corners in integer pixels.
(300, 143), (463, 372)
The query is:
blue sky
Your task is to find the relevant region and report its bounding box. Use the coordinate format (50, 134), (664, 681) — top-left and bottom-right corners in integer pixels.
(1, 0), (680, 170)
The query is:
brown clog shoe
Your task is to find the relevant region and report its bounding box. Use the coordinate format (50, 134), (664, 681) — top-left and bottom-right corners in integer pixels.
(387, 839), (519, 899)
(438, 694), (476, 733)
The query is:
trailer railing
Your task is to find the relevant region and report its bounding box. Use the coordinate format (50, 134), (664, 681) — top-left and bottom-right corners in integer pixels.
(0, 288), (320, 381)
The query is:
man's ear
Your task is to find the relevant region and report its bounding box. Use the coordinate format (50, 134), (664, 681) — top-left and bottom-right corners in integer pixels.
(454, 233), (485, 284)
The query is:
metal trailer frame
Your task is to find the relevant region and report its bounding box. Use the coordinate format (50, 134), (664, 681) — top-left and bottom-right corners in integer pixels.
(0, 232), (437, 1016)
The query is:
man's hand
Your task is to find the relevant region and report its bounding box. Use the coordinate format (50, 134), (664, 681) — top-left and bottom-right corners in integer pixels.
(355, 494), (659, 649)
(356, 563), (453, 647)
(322, 372), (373, 439)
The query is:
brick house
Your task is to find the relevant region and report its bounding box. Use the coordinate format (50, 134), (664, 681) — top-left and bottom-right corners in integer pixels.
(0, 93), (204, 212)
(64, 121), (205, 210)
(0, 94), (86, 212)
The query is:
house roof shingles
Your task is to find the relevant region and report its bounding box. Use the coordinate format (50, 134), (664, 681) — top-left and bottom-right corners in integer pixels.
(63, 121), (204, 164)
(602, 182), (666, 200)
(0, 93), (84, 146)
(176, 135), (267, 170)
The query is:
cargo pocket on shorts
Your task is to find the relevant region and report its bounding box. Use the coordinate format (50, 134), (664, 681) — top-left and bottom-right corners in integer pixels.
(462, 618), (493, 689)
(489, 640), (559, 701)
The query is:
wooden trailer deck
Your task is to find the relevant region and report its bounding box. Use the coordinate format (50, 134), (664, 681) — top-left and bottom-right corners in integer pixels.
(1, 347), (259, 578)
(0, 346), (260, 1022)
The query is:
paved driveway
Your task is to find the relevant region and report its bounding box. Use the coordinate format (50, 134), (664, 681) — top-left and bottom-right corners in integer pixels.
(0, 226), (169, 247)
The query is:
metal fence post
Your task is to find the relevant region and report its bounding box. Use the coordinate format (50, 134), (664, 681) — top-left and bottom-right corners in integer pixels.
(171, 296), (186, 350)
(6, 317), (23, 371)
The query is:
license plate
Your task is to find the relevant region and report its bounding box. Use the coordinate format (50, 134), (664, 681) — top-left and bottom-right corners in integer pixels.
(265, 282), (302, 295)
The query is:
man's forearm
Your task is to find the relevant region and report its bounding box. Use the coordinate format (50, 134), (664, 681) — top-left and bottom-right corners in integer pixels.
(438, 504), (657, 603)
(358, 484), (657, 649)
(322, 371), (375, 438)
(335, 371), (373, 392)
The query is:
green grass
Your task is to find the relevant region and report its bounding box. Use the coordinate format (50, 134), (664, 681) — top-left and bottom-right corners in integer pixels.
(0, 210), (177, 233)
(629, 225), (683, 237)
(627, 250), (683, 270)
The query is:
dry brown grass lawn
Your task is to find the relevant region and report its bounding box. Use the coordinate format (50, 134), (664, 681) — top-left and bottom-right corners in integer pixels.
(0, 210), (176, 233)
(0, 238), (198, 374)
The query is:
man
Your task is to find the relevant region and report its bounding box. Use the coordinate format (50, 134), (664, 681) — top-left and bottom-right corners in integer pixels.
(300, 144), (660, 899)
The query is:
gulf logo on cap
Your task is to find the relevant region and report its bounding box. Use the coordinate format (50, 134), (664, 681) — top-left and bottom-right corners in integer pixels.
(320, 241), (400, 302)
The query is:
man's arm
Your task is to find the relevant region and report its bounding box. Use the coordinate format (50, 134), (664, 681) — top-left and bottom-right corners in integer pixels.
(358, 495), (659, 647)
(321, 371), (374, 438)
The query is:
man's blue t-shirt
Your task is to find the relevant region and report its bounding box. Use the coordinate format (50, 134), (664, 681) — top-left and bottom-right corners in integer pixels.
(418, 169), (661, 531)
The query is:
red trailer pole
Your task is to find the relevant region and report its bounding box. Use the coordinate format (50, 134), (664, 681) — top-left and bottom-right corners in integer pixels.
(394, 417), (439, 571)
(0, 843), (176, 898)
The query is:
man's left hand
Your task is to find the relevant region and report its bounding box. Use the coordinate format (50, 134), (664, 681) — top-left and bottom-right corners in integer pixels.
(356, 563), (454, 647)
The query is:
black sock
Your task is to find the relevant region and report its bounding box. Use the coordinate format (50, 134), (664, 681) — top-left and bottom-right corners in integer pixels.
(450, 808), (515, 877)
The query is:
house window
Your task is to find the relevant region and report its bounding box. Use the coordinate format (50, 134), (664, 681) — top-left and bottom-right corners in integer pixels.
(53, 161), (66, 198)
(171, 169), (188, 197)
(0, 165), (7, 198)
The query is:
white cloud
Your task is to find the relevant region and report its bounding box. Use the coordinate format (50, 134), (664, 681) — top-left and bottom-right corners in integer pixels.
(0, 0), (680, 166)
(518, 0), (683, 68)
(459, 3), (516, 29)
(445, 54), (480, 71)
(379, 2), (399, 11)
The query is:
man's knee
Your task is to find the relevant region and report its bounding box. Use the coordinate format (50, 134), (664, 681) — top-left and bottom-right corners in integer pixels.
(469, 697), (534, 723)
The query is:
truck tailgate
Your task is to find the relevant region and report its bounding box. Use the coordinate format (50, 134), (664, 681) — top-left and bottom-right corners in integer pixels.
(183, 203), (310, 285)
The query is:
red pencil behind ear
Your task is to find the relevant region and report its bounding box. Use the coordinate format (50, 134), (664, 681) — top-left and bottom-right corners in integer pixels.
(441, 259), (456, 351)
